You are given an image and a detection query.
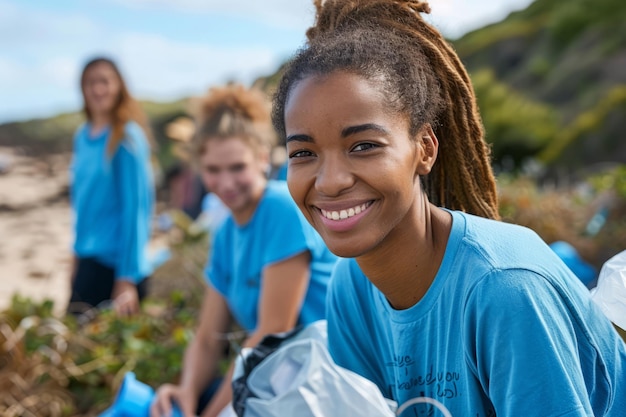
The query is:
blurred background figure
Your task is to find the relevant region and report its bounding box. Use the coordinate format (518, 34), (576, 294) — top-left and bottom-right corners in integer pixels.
(67, 57), (155, 317)
(150, 83), (338, 417)
(162, 115), (229, 235)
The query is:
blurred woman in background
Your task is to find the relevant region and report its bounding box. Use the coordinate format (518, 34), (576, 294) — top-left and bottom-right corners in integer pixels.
(151, 84), (337, 417)
(67, 57), (155, 316)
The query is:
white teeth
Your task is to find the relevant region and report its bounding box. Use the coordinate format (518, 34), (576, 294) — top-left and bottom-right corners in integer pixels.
(321, 203), (370, 221)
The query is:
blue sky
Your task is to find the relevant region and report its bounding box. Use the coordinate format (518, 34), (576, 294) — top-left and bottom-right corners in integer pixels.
(0, 0), (534, 124)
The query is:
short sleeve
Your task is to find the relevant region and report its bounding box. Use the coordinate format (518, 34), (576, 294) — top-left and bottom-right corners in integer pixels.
(463, 269), (593, 416)
(257, 192), (313, 267)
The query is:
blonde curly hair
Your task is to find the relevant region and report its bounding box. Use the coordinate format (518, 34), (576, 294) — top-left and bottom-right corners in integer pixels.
(192, 83), (276, 158)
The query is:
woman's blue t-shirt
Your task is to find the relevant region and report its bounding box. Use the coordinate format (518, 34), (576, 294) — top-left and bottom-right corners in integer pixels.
(205, 180), (338, 332)
(70, 121), (154, 282)
(327, 210), (626, 416)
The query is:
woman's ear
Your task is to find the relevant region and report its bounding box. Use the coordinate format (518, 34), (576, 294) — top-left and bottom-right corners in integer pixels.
(415, 124), (438, 176)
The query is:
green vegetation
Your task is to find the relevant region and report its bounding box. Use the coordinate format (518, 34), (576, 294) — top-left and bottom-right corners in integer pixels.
(545, 0), (626, 47)
(588, 165), (626, 200)
(0, 294), (197, 417)
(539, 86), (626, 166)
(472, 69), (558, 169)
(454, 0), (626, 174)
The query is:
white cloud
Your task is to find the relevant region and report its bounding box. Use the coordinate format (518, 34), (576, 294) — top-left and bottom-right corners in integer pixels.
(0, 1), (290, 122)
(426, 0), (534, 38)
(111, 32), (280, 100)
(114, 0), (316, 29)
(0, 2), (102, 49)
(0, 57), (21, 81)
(46, 58), (81, 89)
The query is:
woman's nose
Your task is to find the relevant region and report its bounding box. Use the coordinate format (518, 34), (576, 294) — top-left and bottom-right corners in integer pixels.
(314, 155), (354, 196)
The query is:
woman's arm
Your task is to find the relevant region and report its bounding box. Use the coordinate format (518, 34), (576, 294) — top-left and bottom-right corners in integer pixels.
(151, 286), (232, 417)
(112, 124), (154, 314)
(202, 251), (312, 417)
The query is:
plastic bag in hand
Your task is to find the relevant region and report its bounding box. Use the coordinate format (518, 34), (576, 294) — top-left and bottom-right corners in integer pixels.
(232, 320), (396, 417)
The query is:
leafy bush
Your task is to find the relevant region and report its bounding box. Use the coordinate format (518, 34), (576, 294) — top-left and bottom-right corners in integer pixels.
(0, 294), (197, 417)
(498, 169), (626, 269)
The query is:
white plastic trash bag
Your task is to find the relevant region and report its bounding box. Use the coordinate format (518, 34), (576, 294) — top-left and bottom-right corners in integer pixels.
(232, 320), (396, 417)
(590, 250), (626, 330)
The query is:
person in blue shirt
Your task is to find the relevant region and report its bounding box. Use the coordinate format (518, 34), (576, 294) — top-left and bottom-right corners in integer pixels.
(272, 1), (626, 416)
(151, 84), (337, 417)
(68, 57), (154, 317)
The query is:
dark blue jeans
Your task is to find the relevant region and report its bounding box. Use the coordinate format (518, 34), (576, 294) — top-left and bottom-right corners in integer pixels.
(67, 257), (149, 314)
(197, 378), (223, 414)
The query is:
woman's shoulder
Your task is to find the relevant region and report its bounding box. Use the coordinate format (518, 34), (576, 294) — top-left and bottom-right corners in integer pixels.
(261, 181), (298, 210)
(451, 211), (582, 294)
(123, 120), (148, 140)
(73, 122), (89, 140)
(328, 258), (377, 312)
(264, 180), (290, 197)
(120, 121), (150, 154)
(330, 258), (369, 292)
(453, 210), (547, 258)
(454, 210), (535, 235)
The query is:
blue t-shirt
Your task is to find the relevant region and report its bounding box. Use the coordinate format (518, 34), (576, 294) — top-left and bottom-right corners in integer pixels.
(206, 180), (338, 332)
(327, 210), (626, 417)
(273, 161), (288, 181)
(70, 121), (155, 282)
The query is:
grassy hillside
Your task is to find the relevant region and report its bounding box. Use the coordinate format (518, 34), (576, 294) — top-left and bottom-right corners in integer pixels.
(455, 0), (626, 174)
(0, 99), (190, 174)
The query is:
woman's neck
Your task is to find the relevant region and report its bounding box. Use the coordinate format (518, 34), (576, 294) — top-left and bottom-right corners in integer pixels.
(89, 113), (111, 136)
(231, 177), (268, 226)
(356, 202), (452, 310)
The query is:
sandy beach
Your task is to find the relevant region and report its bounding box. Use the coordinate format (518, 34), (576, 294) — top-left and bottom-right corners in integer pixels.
(0, 147), (73, 313)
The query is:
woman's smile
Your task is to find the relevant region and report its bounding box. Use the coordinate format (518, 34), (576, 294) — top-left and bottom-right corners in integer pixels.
(316, 200), (374, 232)
(320, 201), (373, 220)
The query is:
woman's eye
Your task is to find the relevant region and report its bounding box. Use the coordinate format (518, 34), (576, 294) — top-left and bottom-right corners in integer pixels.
(289, 149), (314, 158)
(352, 142), (377, 152)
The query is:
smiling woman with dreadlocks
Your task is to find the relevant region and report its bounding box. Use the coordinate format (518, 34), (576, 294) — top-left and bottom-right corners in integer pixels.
(273, 0), (626, 415)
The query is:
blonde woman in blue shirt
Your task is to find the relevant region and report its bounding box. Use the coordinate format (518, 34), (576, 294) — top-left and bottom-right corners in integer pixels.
(151, 84), (337, 417)
(68, 57), (154, 317)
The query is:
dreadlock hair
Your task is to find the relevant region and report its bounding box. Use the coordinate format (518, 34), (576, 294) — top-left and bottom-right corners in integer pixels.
(192, 84), (276, 162)
(272, 0), (499, 220)
(80, 57), (153, 156)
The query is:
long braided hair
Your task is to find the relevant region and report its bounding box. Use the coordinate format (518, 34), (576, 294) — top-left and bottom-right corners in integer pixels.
(272, 0), (499, 219)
